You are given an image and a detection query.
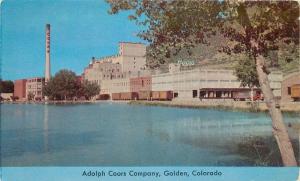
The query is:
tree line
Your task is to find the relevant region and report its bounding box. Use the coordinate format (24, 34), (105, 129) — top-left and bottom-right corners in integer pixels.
(0, 79), (14, 93)
(43, 69), (100, 101)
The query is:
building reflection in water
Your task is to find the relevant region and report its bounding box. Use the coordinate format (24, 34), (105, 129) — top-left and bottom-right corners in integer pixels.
(43, 105), (49, 152)
(148, 117), (274, 149)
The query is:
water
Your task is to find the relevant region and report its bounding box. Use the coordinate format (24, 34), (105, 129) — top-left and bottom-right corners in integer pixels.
(1, 103), (299, 166)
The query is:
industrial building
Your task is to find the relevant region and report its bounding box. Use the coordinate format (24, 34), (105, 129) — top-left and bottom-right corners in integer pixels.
(152, 67), (241, 100)
(83, 42), (147, 83)
(95, 59), (283, 101)
(13, 79), (27, 100)
(84, 42), (148, 97)
(14, 77), (45, 101)
(100, 77), (130, 95)
(130, 76), (152, 93)
(281, 72), (300, 102)
(26, 77), (45, 100)
(82, 41), (285, 101)
(151, 63), (282, 100)
(117, 42), (147, 75)
(84, 57), (122, 86)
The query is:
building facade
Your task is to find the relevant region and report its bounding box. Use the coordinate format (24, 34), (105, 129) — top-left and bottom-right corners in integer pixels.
(82, 43), (284, 101)
(26, 77), (45, 100)
(281, 72), (300, 102)
(130, 76), (152, 93)
(14, 79), (27, 100)
(84, 58), (122, 86)
(152, 64), (283, 100)
(117, 42), (147, 76)
(84, 42), (147, 97)
(152, 67), (241, 100)
(111, 78), (131, 94)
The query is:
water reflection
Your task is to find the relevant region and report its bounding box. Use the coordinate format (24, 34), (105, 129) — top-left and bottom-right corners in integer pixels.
(1, 103), (299, 166)
(149, 116), (273, 148)
(43, 105), (49, 152)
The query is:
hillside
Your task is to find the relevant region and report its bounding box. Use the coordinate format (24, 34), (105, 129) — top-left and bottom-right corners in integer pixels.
(146, 34), (299, 74)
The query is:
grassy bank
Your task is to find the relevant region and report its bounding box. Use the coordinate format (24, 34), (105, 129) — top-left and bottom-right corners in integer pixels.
(128, 100), (300, 113)
(3, 99), (300, 113)
(1, 100), (97, 105)
(1, 99), (131, 105)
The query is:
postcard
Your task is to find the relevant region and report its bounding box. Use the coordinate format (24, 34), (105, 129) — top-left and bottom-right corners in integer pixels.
(1, 0), (299, 180)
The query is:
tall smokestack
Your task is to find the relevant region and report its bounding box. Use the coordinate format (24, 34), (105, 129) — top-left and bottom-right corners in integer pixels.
(45, 24), (51, 83)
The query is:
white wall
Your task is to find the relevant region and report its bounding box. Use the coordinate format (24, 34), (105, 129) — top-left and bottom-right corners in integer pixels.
(152, 68), (283, 100)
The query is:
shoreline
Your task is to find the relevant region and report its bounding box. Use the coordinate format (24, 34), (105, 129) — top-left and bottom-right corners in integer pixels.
(1, 100), (96, 105)
(2, 99), (300, 113)
(0, 100), (129, 105)
(128, 100), (300, 113)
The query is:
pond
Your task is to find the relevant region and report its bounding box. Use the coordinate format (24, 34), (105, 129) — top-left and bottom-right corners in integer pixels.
(1, 102), (299, 166)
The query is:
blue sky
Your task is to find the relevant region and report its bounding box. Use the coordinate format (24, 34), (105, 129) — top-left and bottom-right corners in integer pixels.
(1, 0), (145, 80)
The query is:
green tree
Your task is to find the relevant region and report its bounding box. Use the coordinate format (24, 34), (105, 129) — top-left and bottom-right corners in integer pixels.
(277, 43), (300, 74)
(43, 69), (79, 100)
(79, 80), (100, 100)
(234, 54), (259, 88)
(0, 79), (14, 93)
(106, 0), (299, 166)
(43, 79), (58, 100)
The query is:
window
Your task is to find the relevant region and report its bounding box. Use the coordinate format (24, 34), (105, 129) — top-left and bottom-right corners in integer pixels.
(288, 87), (291, 95)
(192, 90), (198, 98)
(200, 91), (206, 98)
(216, 91), (222, 98)
(174, 92), (178, 98)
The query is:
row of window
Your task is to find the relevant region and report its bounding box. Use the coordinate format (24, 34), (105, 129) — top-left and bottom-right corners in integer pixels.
(100, 68), (120, 72)
(170, 70), (232, 76)
(152, 79), (239, 84)
(177, 90), (235, 98)
(113, 82), (129, 86)
(27, 79), (43, 83)
(131, 80), (151, 84)
(103, 74), (125, 79)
